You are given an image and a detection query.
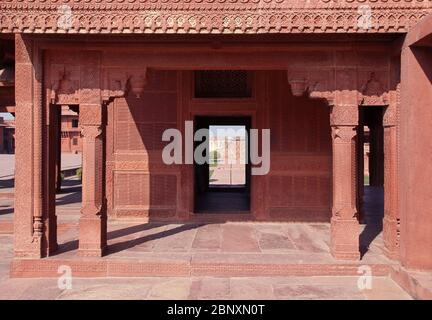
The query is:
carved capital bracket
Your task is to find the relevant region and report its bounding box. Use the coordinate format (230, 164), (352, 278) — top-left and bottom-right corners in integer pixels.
(383, 83), (400, 127)
(286, 68), (335, 106)
(359, 72), (389, 106)
(50, 66), (80, 105)
(331, 125), (357, 144)
(102, 68), (148, 104)
(81, 125), (102, 140)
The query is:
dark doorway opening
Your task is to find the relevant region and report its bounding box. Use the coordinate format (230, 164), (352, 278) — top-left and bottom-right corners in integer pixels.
(194, 116), (251, 213)
(358, 106), (385, 256)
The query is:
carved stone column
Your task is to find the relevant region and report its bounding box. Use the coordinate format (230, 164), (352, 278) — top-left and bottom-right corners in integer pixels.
(78, 104), (107, 257)
(330, 104), (361, 260)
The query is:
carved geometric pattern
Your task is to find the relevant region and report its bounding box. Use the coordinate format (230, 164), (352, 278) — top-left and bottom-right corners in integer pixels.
(81, 125), (102, 139)
(330, 105), (359, 126)
(195, 70), (252, 98)
(331, 126), (356, 144)
(0, 1), (430, 34)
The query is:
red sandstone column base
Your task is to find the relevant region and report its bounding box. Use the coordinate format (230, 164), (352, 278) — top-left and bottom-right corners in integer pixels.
(78, 217), (107, 257)
(330, 218), (360, 260)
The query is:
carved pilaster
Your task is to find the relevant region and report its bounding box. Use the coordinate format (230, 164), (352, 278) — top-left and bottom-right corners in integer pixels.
(383, 125), (399, 260)
(382, 86), (399, 260)
(14, 34), (52, 258)
(329, 103), (360, 260)
(78, 104), (107, 257)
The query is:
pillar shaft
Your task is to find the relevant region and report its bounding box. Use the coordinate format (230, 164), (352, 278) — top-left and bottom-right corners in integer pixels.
(78, 104), (107, 257)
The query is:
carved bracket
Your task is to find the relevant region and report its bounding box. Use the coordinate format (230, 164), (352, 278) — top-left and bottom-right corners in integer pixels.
(359, 72), (389, 106)
(50, 66), (79, 104)
(286, 69), (335, 106)
(102, 68), (148, 104)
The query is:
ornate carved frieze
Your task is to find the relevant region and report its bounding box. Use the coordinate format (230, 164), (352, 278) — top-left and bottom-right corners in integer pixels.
(0, 0), (430, 34)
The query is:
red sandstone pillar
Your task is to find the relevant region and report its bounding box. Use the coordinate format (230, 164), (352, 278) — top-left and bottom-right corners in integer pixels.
(399, 45), (432, 269)
(14, 34), (55, 258)
(78, 104), (107, 257)
(330, 104), (360, 260)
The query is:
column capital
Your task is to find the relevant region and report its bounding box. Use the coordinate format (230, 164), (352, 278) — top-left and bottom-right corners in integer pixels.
(81, 126), (102, 140)
(331, 126), (356, 144)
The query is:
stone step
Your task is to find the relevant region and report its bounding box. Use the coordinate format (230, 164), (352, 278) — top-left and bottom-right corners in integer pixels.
(10, 258), (392, 278)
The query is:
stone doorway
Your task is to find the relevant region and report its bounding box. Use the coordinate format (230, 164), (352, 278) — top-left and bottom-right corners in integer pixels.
(194, 116), (251, 213)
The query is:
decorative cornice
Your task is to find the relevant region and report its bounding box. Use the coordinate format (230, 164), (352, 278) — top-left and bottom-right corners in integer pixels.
(0, 1), (430, 34)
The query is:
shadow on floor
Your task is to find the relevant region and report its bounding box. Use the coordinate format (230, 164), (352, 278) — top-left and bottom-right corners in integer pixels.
(195, 191), (250, 212)
(56, 178), (82, 207)
(0, 178), (14, 189)
(360, 186), (384, 258)
(106, 223), (203, 255)
(55, 222), (205, 256)
(0, 206), (13, 216)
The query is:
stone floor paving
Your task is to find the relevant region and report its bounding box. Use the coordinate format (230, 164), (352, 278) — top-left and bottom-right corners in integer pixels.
(47, 220), (390, 266)
(0, 274), (412, 300)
